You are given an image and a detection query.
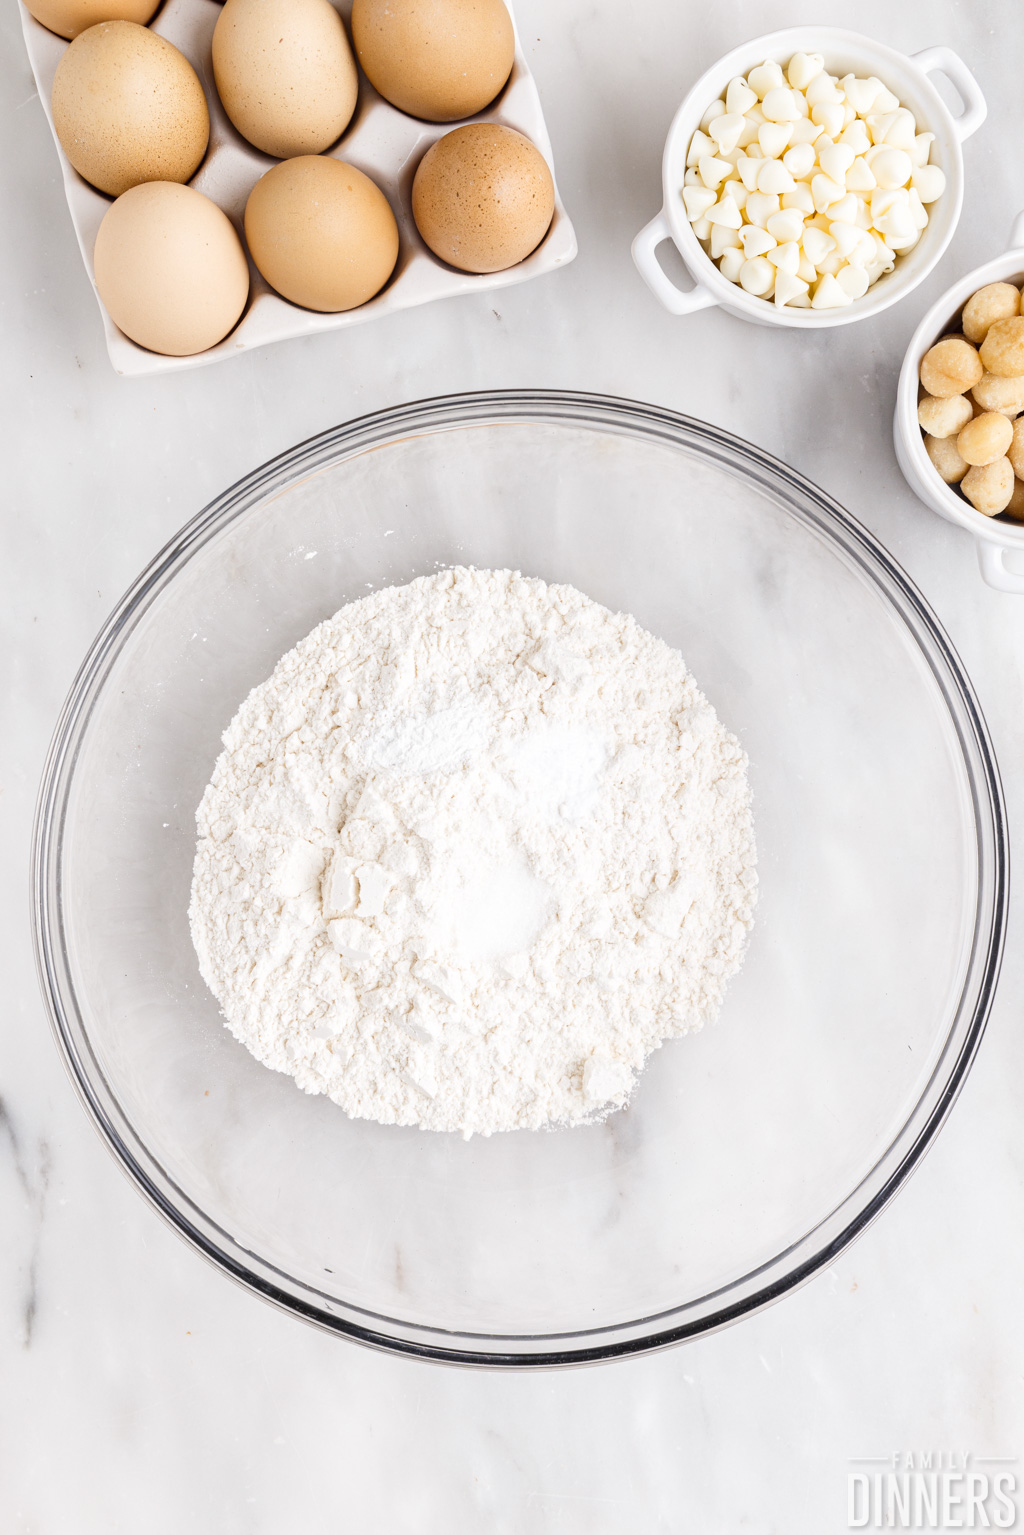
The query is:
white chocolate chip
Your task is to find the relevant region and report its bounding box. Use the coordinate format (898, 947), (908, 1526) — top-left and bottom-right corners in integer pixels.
(804, 71), (841, 107)
(838, 120), (871, 155)
(698, 155), (733, 190)
(756, 159), (796, 195)
(766, 207), (806, 243)
(912, 163), (946, 203)
(789, 117), (824, 145)
(811, 172), (846, 212)
(871, 146), (913, 189)
(811, 101), (845, 138)
(739, 223), (777, 258)
(787, 52), (824, 90)
(708, 113), (746, 154)
(872, 83), (901, 113)
(686, 129), (715, 168)
(747, 60), (785, 99)
(736, 155), (763, 191)
(828, 220), (862, 260)
(726, 77), (758, 115)
(719, 246), (745, 282)
(907, 187), (929, 230)
(840, 74), (881, 115)
(812, 271), (853, 308)
(705, 195), (743, 229)
(700, 98), (727, 131)
(773, 268), (810, 307)
(801, 224), (836, 266)
(710, 221), (742, 257)
(845, 156), (876, 192)
(739, 254), (775, 295)
(766, 239), (800, 274)
(721, 178), (747, 211)
(762, 86), (803, 123)
(683, 185), (717, 220)
(827, 192), (859, 225)
(744, 190), (781, 228)
(782, 182), (816, 214)
(818, 142), (855, 182)
(758, 121), (793, 157)
(782, 141), (817, 179)
(836, 263), (870, 300)
(910, 132), (935, 168)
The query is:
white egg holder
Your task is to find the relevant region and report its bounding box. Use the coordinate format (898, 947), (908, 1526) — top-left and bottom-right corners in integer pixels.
(18, 0), (577, 375)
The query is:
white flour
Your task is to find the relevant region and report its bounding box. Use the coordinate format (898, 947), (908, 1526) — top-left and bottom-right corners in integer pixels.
(189, 567), (757, 1135)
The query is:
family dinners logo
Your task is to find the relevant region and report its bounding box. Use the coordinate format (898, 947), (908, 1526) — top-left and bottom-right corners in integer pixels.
(848, 1453), (1019, 1529)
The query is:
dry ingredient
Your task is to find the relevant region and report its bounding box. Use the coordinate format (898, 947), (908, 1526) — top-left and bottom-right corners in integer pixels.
(683, 52), (946, 309)
(211, 0), (358, 159)
(244, 157), (399, 312)
(51, 20), (208, 196)
(190, 568), (757, 1137)
(412, 123), (554, 273)
(918, 278), (1024, 519)
(352, 0), (515, 122)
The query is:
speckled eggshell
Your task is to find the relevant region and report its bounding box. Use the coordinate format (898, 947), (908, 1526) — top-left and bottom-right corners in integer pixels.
(25, 0), (159, 41)
(351, 0), (514, 122)
(94, 181), (250, 355)
(51, 21), (209, 197)
(212, 0), (358, 159)
(244, 156), (399, 312)
(412, 123), (554, 273)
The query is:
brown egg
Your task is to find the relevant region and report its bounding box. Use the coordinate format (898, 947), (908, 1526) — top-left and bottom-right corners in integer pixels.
(212, 0), (358, 159)
(52, 22), (208, 197)
(412, 123), (554, 273)
(25, 0), (158, 41)
(244, 157), (398, 312)
(351, 0), (514, 122)
(94, 182), (249, 355)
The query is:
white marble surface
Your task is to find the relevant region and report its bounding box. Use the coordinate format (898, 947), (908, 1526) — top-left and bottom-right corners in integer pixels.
(4, 0), (1024, 1529)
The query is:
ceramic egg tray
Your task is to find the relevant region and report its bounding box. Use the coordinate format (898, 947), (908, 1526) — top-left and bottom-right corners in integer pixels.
(19, 0), (577, 375)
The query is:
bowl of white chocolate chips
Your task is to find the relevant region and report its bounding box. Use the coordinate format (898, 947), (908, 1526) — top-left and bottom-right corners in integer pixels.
(895, 213), (1024, 594)
(632, 27), (985, 326)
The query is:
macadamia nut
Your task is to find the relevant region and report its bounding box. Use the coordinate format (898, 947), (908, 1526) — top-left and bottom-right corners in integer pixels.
(961, 283), (1021, 344)
(962, 458), (1015, 515)
(972, 371), (1024, 416)
(1008, 418), (1024, 479)
(924, 433), (968, 484)
(917, 393), (972, 438)
(919, 337), (983, 398)
(957, 411), (1014, 466)
(980, 316), (1024, 377)
(1003, 476), (1024, 521)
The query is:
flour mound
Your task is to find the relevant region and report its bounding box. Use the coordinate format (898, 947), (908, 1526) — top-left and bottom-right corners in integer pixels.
(189, 568), (757, 1136)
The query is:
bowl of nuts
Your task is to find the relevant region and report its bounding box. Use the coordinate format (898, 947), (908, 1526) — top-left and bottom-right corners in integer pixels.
(895, 213), (1024, 593)
(631, 26), (984, 327)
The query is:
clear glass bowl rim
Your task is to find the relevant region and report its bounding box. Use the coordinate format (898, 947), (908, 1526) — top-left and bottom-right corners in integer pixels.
(31, 389), (1009, 1369)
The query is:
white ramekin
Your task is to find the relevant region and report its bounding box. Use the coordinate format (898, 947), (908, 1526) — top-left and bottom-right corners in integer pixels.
(894, 212), (1024, 595)
(631, 27), (985, 329)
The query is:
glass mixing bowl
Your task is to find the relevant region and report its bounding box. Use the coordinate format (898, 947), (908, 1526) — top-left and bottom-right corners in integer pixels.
(33, 392), (1006, 1366)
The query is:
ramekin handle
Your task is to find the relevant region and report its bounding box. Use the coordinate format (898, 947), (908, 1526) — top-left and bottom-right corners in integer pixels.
(977, 541), (1024, 594)
(912, 46), (987, 141)
(631, 212), (719, 317)
(1008, 210), (1024, 252)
